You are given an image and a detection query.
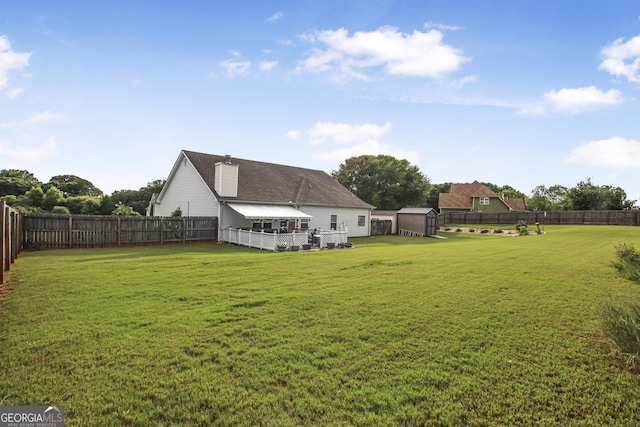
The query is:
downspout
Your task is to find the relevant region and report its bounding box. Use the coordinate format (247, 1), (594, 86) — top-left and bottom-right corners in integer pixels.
(218, 201), (224, 243)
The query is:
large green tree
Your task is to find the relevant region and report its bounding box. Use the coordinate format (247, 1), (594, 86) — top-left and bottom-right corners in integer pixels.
(425, 183), (451, 209)
(332, 155), (430, 210)
(42, 186), (65, 211)
(107, 180), (165, 215)
(65, 196), (102, 215)
(0, 169), (42, 196)
(567, 178), (634, 210)
(528, 184), (569, 211)
(46, 175), (103, 197)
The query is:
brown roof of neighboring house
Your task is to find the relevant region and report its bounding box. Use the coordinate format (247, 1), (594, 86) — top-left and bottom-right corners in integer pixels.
(438, 180), (525, 211)
(183, 150), (373, 209)
(450, 181), (500, 198)
(438, 192), (473, 209)
(504, 197), (526, 211)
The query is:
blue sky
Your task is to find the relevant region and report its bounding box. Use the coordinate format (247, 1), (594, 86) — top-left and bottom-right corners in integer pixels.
(2, 1), (640, 202)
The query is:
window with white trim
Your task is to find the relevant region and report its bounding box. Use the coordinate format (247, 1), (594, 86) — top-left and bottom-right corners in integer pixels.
(330, 214), (337, 230)
(479, 197), (490, 205)
(358, 215), (366, 226)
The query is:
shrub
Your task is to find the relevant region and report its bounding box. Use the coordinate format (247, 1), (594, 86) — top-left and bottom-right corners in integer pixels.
(515, 220), (528, 233)
(494, 228), (503, 234)
(613, 243), (640, 283)
(480, 229), (490, 234)
(171, 207), (182, 217)
(51, 205), (70, 214)
(601, 301), (640, 370)
(615, 242), (640, 264)
(516, 220), (529, 235)
(112, 202), (141, 216)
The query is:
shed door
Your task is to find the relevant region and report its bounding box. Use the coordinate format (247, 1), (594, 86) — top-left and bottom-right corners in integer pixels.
(426, 214), (437, 236)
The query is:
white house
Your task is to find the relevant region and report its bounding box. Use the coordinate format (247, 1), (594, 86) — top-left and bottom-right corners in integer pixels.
(152, 150), (374, 241)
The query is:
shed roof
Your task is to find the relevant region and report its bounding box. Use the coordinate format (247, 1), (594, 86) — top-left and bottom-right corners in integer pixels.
(397, 208), (437, 215)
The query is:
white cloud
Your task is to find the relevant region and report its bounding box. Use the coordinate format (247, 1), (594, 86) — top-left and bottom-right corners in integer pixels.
(517, 86), (624, 116)
(545, 86), (623, 113)
(295, 120), (417, 164)
(0, 35), (31, 90)
(259, 60), (278, 71)
(564, 136), (640, 169)
(23, 110), (65, 126)
(0, 137), (58, 163)
(423, 21), (462, 32)
(285, 130), (301, 139)
(307, 121), (392, 145)
(220, 56), (251, 78)
(447, 74), (478, 89)
(0, 110), (65, 130)
(599, 35), (640, 83)
(266, 12), (283, 24)
(0, 111), (63, 167)
(313, 139), (419, 164)
(296, 26), (468, 81)
(6, 87), (23, 99)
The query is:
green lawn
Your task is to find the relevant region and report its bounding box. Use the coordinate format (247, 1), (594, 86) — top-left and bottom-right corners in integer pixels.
(2, 226), (640, 426)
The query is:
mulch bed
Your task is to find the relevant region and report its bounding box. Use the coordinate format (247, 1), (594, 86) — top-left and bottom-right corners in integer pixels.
(439, 226), (519, 235)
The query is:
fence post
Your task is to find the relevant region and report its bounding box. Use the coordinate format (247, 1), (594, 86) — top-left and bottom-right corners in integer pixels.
(117, 217), (122, 247)
(182, 217), (186, 244)
(67, 215), (72, 248)
(9, 210), (17, 263)
(3, 203), (10, 274)
(1, 201), (6, 284)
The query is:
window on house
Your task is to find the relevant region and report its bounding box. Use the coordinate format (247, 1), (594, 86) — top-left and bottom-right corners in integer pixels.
(300, 219), (309, 230)
(479, 197), (490, 205)
(358, 215), (366, 226)
(330, 214), (337, 230)
(252, 221), (272, 229)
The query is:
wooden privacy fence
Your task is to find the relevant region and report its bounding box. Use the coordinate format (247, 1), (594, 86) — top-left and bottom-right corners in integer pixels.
(1, 201), (20, 284)
(438, 210), (640, 227)
(21, 214), (218, 249)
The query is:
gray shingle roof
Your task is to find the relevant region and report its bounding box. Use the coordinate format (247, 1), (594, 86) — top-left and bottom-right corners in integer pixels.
(397, 208), (437, 215)
(183, 150), (373, 209)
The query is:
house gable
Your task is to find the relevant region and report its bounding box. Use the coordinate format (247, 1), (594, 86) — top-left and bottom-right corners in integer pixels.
(182, 150), (373, 209)
(153, 150), (373, 237)
(154, 152), (219, 217)
(439, 181), (523, 213)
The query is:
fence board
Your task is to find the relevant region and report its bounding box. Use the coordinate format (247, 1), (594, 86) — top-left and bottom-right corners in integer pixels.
(438, 210), (640, 227)
(2, 201), (21, 284)
(21, 214), (218, 249)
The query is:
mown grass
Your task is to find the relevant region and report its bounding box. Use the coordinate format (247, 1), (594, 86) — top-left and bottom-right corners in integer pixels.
(2, 226), (640, 426)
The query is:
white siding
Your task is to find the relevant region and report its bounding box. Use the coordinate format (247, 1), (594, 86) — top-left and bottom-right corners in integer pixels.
(219, 205), (252, 231)
(214, 162), (239, 197)
(299, 206), (371, 237)
(154, 158), (219, 217)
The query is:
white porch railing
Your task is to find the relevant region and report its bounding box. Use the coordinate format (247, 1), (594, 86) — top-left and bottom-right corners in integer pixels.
(222, 228), (348, 251)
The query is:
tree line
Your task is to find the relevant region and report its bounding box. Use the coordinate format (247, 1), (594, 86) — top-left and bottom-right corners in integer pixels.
(332, 155), (637, 211)
(0, 169), (164, 216)
(2, 155), (636, 216)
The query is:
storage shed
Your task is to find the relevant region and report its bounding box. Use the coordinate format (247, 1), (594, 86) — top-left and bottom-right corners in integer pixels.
(397, 208), (438, 237)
